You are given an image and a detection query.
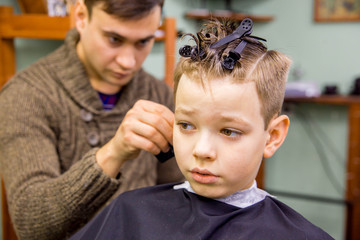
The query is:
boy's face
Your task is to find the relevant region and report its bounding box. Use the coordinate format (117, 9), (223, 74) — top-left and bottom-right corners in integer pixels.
(75, 2), (161, 94)
(174, 75), (269, 199)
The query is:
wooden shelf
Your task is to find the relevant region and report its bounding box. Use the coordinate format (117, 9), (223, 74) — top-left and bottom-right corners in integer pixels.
(185, 9), (273, 22)
(285, 95), (360, 105)
(17, 0), (47, 14)
(0, 13), (70, 40)
(0, 13), (167, 42)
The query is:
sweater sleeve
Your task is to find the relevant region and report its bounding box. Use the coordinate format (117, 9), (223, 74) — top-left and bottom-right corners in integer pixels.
(0, 80), (121, 240)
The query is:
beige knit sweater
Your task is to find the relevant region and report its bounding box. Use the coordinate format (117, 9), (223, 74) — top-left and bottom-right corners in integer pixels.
(0, 29), (183, 239)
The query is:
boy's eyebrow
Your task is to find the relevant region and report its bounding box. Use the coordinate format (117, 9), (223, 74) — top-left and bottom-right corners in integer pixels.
(174, 106), (196, 115)
(103, 30), (156, 42)
(176, 107), (252, 126)
(218, 113), (253, 128)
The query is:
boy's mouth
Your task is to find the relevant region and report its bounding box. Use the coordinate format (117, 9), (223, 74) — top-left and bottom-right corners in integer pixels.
(190, 168), (218, 184)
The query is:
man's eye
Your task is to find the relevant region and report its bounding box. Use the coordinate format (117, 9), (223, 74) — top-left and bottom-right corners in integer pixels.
(109, 36), (122, 44)
(137, 39), (150, 48)
(221, 129), (241, 137)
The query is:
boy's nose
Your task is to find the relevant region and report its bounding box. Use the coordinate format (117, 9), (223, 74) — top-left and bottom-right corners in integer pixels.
(115, 46), (136, 70)
(192, 132), (217, 161)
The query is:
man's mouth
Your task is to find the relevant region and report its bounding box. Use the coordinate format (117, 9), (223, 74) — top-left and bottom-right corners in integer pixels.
(113, 72), (129, 79)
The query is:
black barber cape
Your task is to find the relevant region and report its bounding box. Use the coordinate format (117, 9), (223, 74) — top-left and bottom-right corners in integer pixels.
(71, 183), (333, 240)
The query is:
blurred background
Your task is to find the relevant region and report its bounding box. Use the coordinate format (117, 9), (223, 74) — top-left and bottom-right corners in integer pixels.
(1, 0), (360, 239)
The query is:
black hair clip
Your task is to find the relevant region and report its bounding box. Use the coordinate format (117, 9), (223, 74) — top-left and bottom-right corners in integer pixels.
(210, 18), (254, 70)
(179, 18), (266, 70)
(179, 45), (192, 57)
(221, 40), (247, 70)
(179, 45), (205, 60)
(210, 18), (253, 49)
(179, 31), (208, 61)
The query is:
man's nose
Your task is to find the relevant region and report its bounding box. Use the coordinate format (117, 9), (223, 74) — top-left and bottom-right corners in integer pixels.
(193, 132), (217, 161)
(115, 45), (136, 70)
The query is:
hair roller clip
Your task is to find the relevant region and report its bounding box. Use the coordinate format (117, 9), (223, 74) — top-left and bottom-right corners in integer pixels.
(210, 18), (253, 49)
(190, 47), (198, 60)
(222, 51), (240, 70)
(208, 18), (254, 71)
(189, 47), (205, 61)
(179, 45), (206, 60)
(222, 40), (247, 70)
(179, 45), (192, 57)
(198, 49), (206, 59)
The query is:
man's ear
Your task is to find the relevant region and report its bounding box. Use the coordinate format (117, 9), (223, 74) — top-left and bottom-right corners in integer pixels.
(74, 0), (88, 33)
(263, 115), (290, 159)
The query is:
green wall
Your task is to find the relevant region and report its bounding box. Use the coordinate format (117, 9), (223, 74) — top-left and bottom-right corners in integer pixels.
(1, 0), (359, 239)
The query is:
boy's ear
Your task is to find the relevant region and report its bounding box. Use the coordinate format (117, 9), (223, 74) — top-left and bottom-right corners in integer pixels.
(263, 115), (290, 159)
(74, 0), (88, 33)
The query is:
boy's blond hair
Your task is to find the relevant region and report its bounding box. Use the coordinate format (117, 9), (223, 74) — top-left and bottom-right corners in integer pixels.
(174, 20), (292, 129)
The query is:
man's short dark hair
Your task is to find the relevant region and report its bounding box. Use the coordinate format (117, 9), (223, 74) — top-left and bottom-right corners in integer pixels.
(84, 0), (164, 20)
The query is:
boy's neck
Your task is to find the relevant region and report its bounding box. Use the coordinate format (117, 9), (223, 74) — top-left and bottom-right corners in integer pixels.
(173, 181), (272, 208)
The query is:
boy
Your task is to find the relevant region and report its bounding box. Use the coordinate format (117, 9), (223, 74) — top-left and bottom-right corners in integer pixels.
(70, 19), (333, 239)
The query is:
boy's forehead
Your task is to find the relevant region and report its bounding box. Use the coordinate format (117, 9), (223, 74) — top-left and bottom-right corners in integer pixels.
(176, 74), (260, 105)
(175, 74), (264, 127)
(179, 73), (252, 91)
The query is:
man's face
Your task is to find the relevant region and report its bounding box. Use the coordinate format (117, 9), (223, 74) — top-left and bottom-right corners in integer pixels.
(76, 3), (161, 93)
(173, 75), (269, 198)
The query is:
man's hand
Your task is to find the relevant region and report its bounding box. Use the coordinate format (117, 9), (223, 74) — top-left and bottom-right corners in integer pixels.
(96, 100), (174, 178)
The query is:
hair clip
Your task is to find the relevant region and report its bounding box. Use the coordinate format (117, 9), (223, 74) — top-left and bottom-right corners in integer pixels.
(221, 34), (267, 70)
(210, 18), (253, 49)
(179, 44), (205, 60)
(209, 18), (254, 70)
(178, 18), (266, 70)
(179, 45), (192, 57)
(221, 40), (247, 70)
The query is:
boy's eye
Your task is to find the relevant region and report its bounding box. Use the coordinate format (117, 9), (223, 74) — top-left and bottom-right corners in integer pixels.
(177, 122), (195, 131)
(221, 129), (241, 137)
